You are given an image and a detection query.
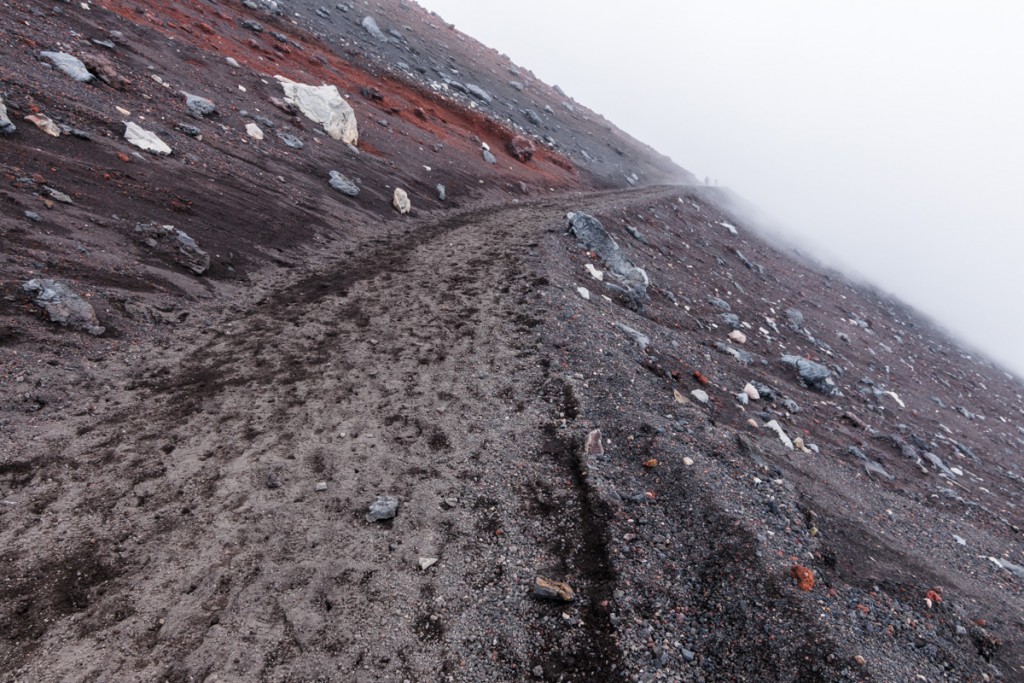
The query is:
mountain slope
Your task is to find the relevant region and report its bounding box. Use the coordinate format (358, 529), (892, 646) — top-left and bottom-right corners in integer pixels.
(1, 1), (1022, 681)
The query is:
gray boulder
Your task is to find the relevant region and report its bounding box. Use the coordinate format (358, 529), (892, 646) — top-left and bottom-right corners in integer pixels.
(465, 84), (492, 103)
(135, 222), (210, 274)
(21, 279), (104, 335)
(436, 183), (446, 201)
(0, 96), (15, 134)
(786, 308), (805, 330)
(781, 354), (837, 395)
(40, 51), (94, 82)
(482, 149), (496, 164)
(362, 16), (387, 41)
(566, 212), (649, 309)
(328, 170), (359, 197)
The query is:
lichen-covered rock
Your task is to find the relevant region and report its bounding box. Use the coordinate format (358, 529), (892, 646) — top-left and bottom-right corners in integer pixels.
(21, 279), (104, 335)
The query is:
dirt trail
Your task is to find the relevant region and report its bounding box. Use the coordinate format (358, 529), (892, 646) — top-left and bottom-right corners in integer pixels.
(1, 187), (676, 682)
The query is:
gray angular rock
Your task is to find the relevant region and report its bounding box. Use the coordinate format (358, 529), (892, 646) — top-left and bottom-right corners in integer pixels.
(185, 94), (216, 119)
(125, 122), (172, 155)
(720, 312), (741, 328)
(277, 77), (358, 144)
(786, 308), (805, 330)
(21, 279), (104, 335)
(241, 19), (264, 32)
(0, 96), (15, 134)
(40, 51), (94, 82)
(277, 132), (304, 149)
(361, 15), (387, 41)
(436, 183), (446, 201)
(465, 83), (492, 103)
(781, 354), (837, 395)
(135, 222), (210, 274)
(567, 212), (649, 308)
(366, 495), (399, 522)
(523, 109), (542, 126)
(482, 149), (496, 164)
(328, 170), (359, 197)
(708, 296), (731, 312)
(614, 322), (650, 351)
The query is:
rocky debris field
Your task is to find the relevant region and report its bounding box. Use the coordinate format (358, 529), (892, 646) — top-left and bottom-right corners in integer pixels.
(1, 1), (1023, 682)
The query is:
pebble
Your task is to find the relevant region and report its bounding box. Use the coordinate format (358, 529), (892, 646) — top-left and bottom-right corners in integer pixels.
(418, 557), (438, 570)
(366, 495), (399, 521)
(314, 481), (328, 492)
(690, 389), (709, 405)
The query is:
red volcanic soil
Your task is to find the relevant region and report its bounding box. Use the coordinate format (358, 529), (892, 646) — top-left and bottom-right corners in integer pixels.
(1, 2), (1022, 682)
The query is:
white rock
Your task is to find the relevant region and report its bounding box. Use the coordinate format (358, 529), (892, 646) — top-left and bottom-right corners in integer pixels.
(764, 420), (794, 450)
(883, 391), (905, 408)
(576, 286), (590, 300)
(392, 188), (411, 214)
(314, 481), (328, 491)
(245, 122), (264, 140)
(226, 57), (240, 67)
(584, 263), (604, 281)
(124, 122), (171, 155)
(743, 383), (760, 400)
(418, 557), (438, 570)
(729, 330), (747, 344)
(277, 76), (358, 144)
(736, 392), (749, 405)
(718, 221), (738, 235)
(691, 389), (709, 405)
(683, 457), (694, 466)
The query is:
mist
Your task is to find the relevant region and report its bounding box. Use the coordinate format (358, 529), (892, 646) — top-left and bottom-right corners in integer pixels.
(419, 0), (1024, 376)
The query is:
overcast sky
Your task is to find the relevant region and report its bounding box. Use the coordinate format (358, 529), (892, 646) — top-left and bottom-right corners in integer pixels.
(419, 0), (1024, 375)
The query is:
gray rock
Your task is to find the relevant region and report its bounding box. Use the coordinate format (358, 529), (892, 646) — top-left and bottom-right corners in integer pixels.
(509, 80), (524, 91)
(923, 451), (955, 477)
(708, 297), (731, 312)
(0, 96), (15, 134)
(781, 398), (801, 413)
(482, 149), (496, 164)
(614, 322), (650, 351)
(436, 183), (446, 201)
(40, 51), (94, 82)
(328, 170), (359, 197)
(185, 94), (216, 119)
(91, 38), (116, 50)
(44, 186), (73, 204)
(366, 495), (399, 522)
(21, 279), (105, 335)
(624, 224), (650, 245)
(786, 308), (805, 330)
(567, 212), (649, 308)
(24, 211), (40, 222)
(781, 354), (837, 395)
(362, 15), (387, 41)
(465, 84), (492, 103)
(241, 19), (264, 32)
(134, 222), (210, 274)
(523, 109), (542, 126)
(691, 389), (710, 405)
(175, 123), (201, 137)
(277, 132), (304, 149)
(720, 312), (741, 328)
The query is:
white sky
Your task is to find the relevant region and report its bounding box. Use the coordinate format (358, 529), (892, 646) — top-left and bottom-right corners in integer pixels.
(419, 0), (1024, 375)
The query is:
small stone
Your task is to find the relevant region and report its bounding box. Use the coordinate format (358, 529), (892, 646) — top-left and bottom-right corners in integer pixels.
(436, 183), (446, 201)
(791, 564), (815, 591)
(441, 497), (458, 509)
(314, 481), (328, 492)
(743, 382), (760, 400)
(532, 665), (544, 678)
(482, 149), (497, 164)
(40, 51), (94, 82)
(328, 170), (359, 197)
(418, 557), (438, 570)
(728, 330), (747, 344)
(185, 94), (216, 119)
(366, 495), (399, 522)
(24, 211), (41, 222)
(277, 132), (304, 149)
(854, 655), (866, 666)
(585, 429), (604, 456)
(44, 187), (73, 204)
(392, 188), (411, 214)
(26, 114), (62, 137)
(576, 286), (590, 300)
(683, 457), (694, 466)
(532, 576), (575, 602)
(690, 389), (709, 405)
(245, 122), (264, 140)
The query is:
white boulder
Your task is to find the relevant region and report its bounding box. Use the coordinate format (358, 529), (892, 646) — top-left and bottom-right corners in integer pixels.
(276, 76), (358, 145)
(392, 188), (411, 214)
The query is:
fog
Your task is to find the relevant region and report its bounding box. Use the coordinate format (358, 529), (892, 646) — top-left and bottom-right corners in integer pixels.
(420, 0), (1024, 375)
